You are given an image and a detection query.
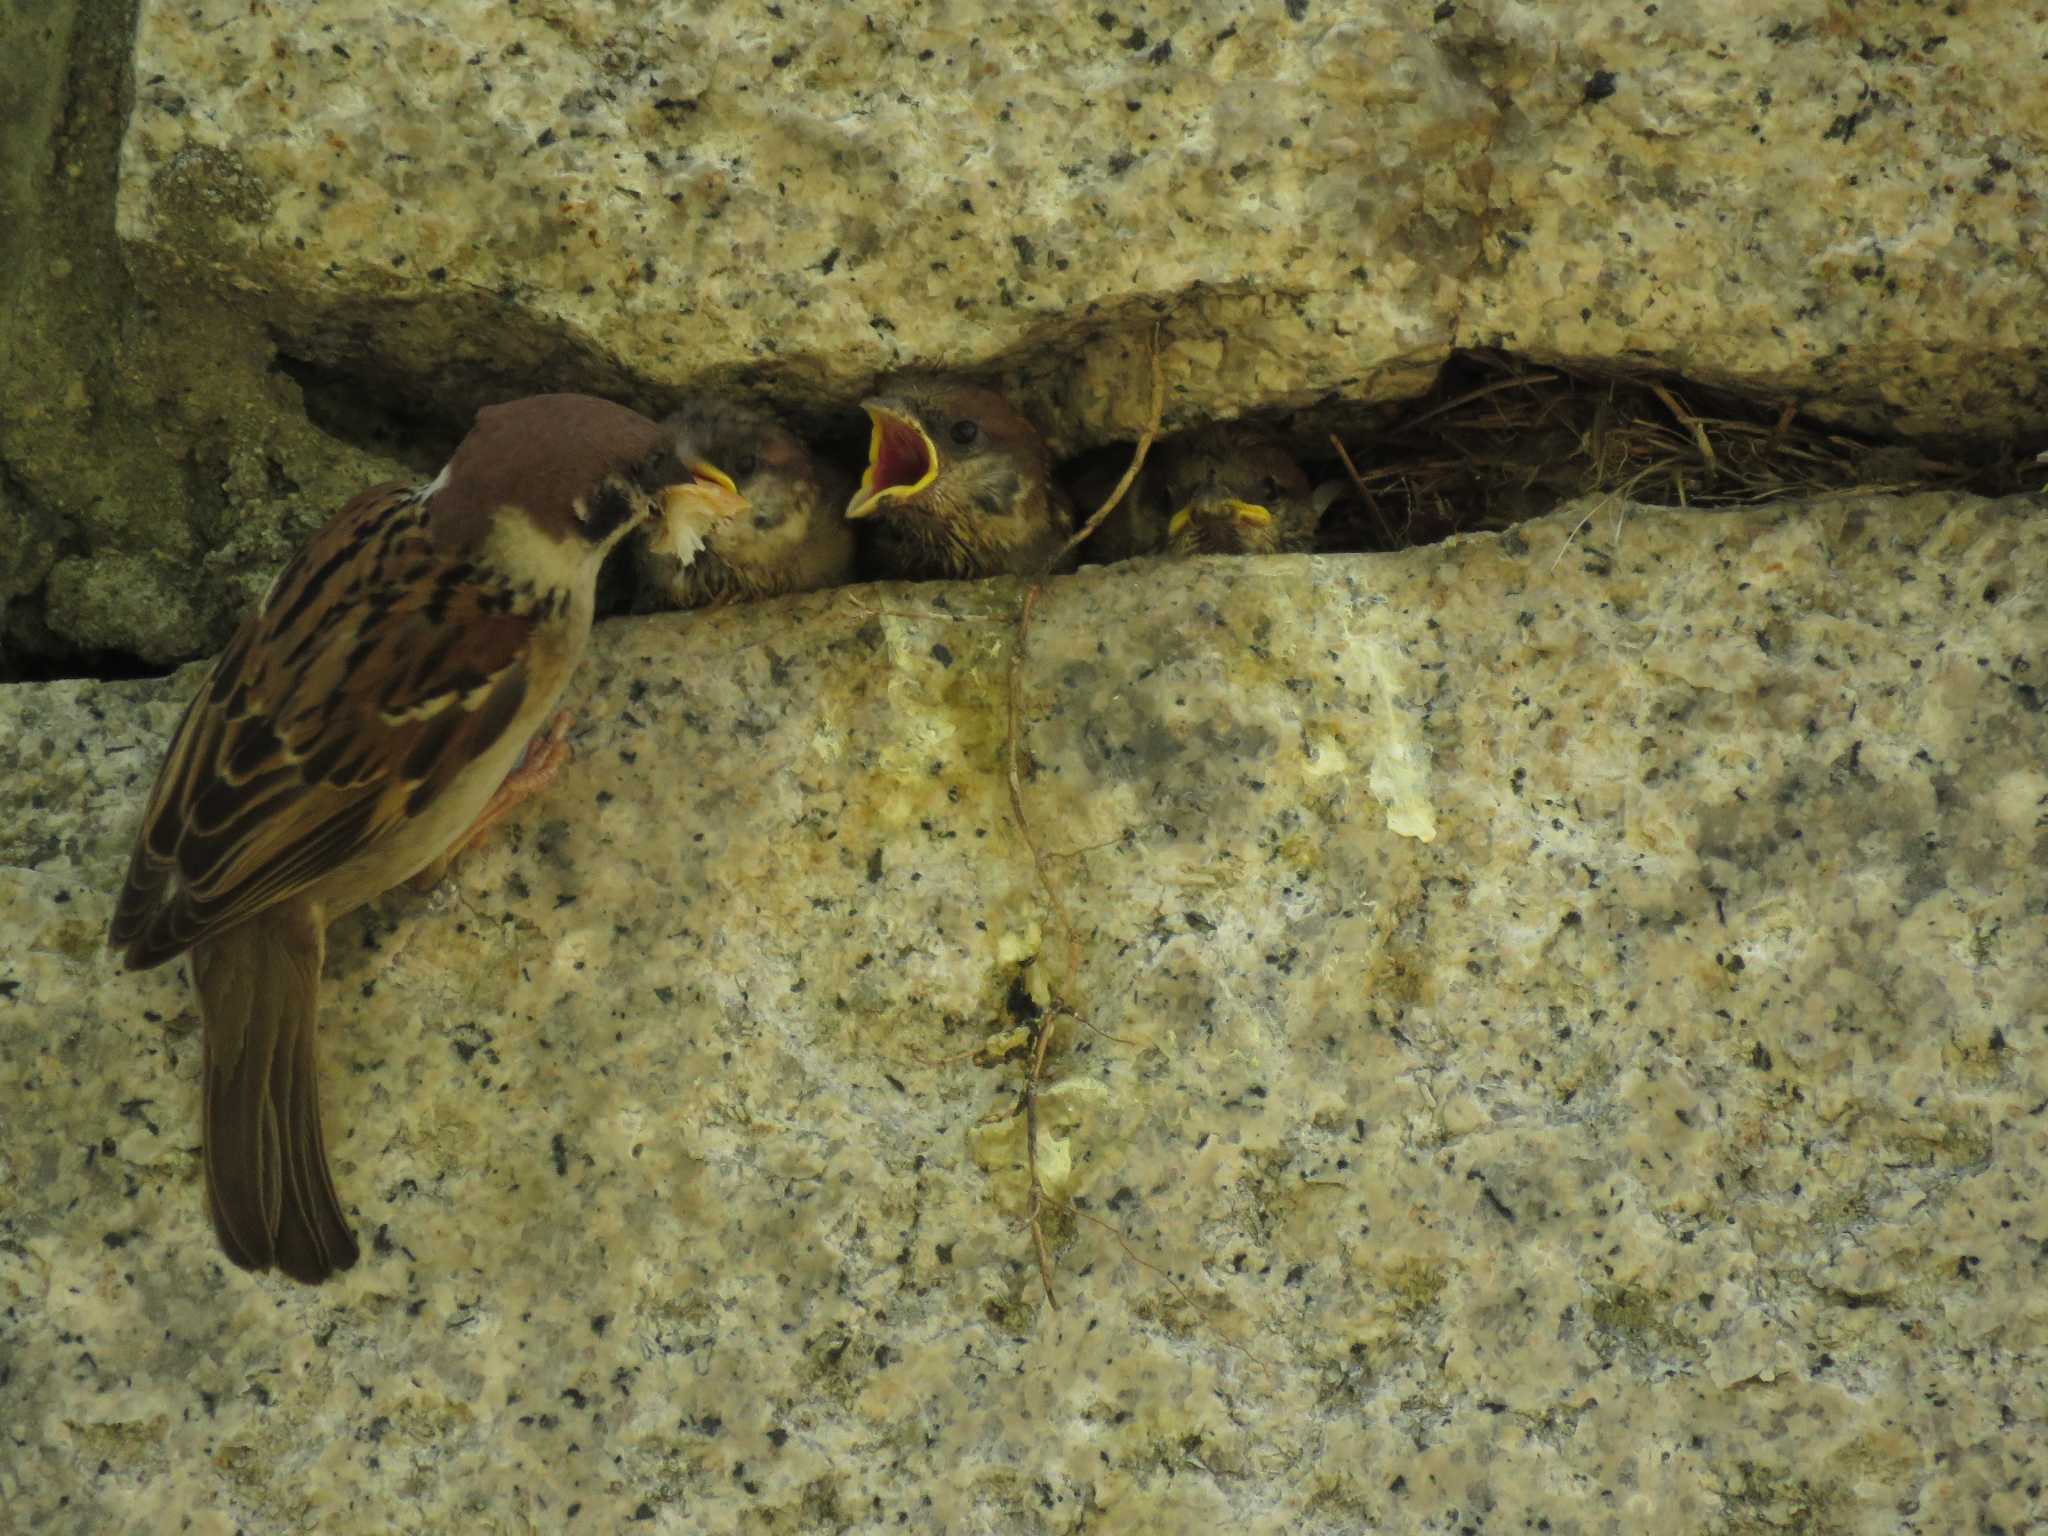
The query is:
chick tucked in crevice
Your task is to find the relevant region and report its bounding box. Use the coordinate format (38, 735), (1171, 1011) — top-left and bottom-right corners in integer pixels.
(1081, 424), (1323, 562)
(628, 397), (855, 611)
(846, 374), (1075, 579)
(109, 394), (739, 1284)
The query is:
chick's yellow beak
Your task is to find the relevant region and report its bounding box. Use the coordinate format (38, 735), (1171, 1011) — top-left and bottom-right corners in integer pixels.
(686, 458), (740, 497)
(1167, 499), (1273, 539)
(846, 401), (938, 519)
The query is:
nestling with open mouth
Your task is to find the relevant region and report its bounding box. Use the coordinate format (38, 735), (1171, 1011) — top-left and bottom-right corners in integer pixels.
(845, 374), (1075, 579)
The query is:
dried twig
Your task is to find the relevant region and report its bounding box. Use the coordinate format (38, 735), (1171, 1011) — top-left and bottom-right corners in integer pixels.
(1328, 433), (1399, 545)
(1329, 433), (1372, 502)
(1000, 580), (1076, 1307)
(1053, 326), (1169, 565)
(998, 325), (1169, 1304)
(1054, 1000), (1140, 1050)
(1650, 382), (1714, 465)
(1020, 1012), (1059, 1308)
(1329, 351), (2000, 546)
(1004, 583), (1080, 985)
(1383, 369), (1561, 435)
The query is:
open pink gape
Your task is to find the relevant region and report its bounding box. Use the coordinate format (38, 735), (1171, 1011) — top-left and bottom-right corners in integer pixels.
(867, 414), (931, 494)
(847, 404), (939, 518)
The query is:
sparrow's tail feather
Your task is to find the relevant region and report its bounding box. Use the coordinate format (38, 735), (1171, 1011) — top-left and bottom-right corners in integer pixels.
(193, 909), (360, 1283)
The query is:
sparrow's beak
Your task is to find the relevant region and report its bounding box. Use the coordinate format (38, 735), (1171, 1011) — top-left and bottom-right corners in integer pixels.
(648, 463), (749, 561)
(1167, 498), (1273, 546)
(846, 401), (938, 519)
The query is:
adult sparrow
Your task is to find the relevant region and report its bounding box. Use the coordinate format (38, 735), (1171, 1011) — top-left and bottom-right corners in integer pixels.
(845, 375), (1074, 579)
(628, 397), (854, 610)
(1083, 425), (1321, 560)
(108, 394), (742, 1283)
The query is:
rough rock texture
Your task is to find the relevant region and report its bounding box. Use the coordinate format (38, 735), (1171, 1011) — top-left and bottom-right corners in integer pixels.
(114, 0), (2048, 445)
(0, 0), (412, 672)
(5, 0), (2043, 667)
(3, 494), (2044, 1534)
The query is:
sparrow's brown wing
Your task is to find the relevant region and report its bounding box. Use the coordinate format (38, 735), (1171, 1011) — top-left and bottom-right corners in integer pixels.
(110, 483), (541, 970)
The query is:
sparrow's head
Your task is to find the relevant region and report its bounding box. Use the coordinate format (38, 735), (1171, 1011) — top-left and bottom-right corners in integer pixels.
(433, 393), (745, 568)
(1160, 428), (1317, 557)
(659, 399), (843, 578)
(846, 375), (1057, 539)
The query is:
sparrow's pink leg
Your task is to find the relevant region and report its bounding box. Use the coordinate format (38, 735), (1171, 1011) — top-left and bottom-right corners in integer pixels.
(409, 712), (574, 890)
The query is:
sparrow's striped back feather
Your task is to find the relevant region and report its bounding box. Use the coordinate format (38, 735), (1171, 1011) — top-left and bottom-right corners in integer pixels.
(110, 481), (542, 970)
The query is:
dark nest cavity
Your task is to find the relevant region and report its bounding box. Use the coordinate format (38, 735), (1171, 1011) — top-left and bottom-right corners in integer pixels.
(1309, 350), (2037, 555)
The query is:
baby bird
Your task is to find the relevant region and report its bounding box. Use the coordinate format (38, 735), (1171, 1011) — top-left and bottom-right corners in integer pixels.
(108, 394), (741, 1283)
(628, 397), (854, 610)
(1084, 425), (1321, 561)
(845, 375), (1074, 579)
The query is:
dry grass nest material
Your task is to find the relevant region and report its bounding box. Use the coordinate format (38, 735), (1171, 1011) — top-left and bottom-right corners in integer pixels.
(1317, 350), (2039, 554)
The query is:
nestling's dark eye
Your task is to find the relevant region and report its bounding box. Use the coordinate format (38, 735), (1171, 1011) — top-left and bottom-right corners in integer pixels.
(950, 419), (980, 447)
(733, 452), (759, 479)
(1262, 476), (1283, 500)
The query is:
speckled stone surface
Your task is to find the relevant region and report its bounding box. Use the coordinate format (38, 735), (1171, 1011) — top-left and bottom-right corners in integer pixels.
(117, 2), (2048, 445)
(3, 494), (2045, 1534)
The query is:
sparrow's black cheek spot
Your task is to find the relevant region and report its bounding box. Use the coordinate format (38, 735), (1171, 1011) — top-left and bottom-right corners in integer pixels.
(583, 481), (641, 543)
(629, 447), (680, 488)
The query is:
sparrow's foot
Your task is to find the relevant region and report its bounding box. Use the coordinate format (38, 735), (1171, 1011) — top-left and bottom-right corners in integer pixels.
(409, 712), (575, 891)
